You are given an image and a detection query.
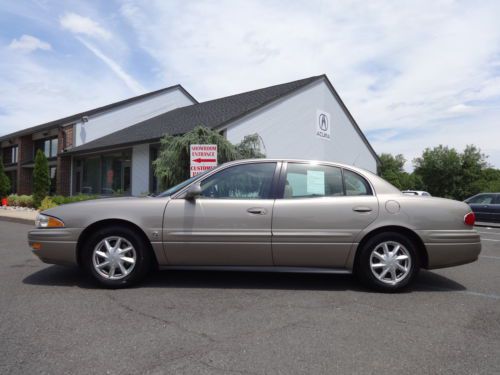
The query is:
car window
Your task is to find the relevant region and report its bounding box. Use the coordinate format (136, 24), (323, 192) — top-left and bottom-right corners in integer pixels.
(344, 170), (372, 196)
(157, 170), (210, 197)
(199, 162), (276, 199)
(422, 192), (431, 196)
(283, 163), (344, 198)
(467, 194), (494, 204)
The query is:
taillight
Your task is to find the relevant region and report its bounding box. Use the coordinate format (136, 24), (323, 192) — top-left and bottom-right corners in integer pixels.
(464, 212), (475, 226)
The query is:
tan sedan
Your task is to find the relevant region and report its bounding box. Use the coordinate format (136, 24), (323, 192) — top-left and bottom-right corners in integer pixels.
(28, 159), (481, 292)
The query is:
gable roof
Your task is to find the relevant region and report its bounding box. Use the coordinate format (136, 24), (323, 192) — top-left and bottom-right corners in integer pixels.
(68, 75), (324, 154)
(0, 84), (197, 143)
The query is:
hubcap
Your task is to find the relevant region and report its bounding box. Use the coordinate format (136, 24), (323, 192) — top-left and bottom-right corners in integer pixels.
(92, 236), (136, 280)
(369, 241), (411, 285)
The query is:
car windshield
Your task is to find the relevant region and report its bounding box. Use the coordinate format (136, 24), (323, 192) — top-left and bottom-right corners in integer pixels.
(157, 170), (211, 197)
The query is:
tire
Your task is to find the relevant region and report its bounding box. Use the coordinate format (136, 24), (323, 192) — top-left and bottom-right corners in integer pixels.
(356, 232), (420, 292)
(82, 225), (152, 288)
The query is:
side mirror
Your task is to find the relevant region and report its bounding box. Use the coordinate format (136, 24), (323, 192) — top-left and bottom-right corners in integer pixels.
(185, 183), (202, 200)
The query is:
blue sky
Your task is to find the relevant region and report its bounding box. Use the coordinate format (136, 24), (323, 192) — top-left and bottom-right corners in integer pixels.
(1, 0), (500, 170)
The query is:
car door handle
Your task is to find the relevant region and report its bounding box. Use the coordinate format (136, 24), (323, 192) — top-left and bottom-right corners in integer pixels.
(247, 207), (267, 215)
(353, 206), (372, 213)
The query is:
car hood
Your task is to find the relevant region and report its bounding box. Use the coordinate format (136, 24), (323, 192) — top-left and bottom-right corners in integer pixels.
(41, 196), (170, 229)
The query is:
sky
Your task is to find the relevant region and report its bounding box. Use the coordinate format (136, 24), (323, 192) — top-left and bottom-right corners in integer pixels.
(1, 0), (500, 170)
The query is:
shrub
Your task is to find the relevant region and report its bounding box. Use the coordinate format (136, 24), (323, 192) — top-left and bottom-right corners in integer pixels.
(0, 159), (10, 197)
(33, 149), (50, 208)
(39, 197), (58, 211)
(7, 194), (19, 206)
(18, 195), (34, 208)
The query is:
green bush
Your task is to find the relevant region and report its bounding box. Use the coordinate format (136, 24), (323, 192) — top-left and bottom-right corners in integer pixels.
(0, 159), (11, 197)
(7, 194), (19, 206)
(39, 197), (58, 211)
(18, 195), (34, 208)
(33, 149), (50, 208)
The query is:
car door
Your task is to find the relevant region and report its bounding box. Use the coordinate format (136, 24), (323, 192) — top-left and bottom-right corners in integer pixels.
(491, 194), (500, 223)
(162, 161), (279, 266)
(272, 162), (379, 267)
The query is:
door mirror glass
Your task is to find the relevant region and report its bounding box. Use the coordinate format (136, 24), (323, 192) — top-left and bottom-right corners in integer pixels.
(185, 183), (202, 200)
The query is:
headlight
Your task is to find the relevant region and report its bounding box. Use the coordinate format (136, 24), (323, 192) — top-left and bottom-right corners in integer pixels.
(35, 214), (65, 228)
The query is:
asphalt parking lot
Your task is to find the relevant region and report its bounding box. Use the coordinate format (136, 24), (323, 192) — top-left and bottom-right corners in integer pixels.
(0, 221), (499, 374)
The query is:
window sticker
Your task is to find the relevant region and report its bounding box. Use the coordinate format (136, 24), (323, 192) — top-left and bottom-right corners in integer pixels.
(307, 170), (325, 195)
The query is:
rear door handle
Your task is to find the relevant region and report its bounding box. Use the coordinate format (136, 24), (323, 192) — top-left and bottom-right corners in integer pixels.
(247, 207), (267, 215)
(353, 206), (372, 213)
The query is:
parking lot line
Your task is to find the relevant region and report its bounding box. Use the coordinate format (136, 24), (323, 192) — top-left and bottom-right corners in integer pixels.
(481, 238), (500, 242)
(480, 255), (500, 260)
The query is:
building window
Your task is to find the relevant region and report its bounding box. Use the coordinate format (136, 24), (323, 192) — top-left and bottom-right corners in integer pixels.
(75, 150), (132, 196)
(2, 145), (18, 165)
(11, 146), (18, 163)
(34, 137), (58, 158)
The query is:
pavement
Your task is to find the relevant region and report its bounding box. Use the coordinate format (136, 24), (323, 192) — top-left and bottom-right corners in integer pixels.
(0, 221), (499, 374)
(0, 208), (37, 225)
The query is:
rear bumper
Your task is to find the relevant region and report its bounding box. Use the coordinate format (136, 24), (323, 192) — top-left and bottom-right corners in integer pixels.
(417, 229), (481, 269)
(28, 228), (81, 266)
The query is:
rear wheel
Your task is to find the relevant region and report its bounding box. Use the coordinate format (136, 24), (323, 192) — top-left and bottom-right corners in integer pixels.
(357, 232), (420, 292)
(82, 226), (152, 288)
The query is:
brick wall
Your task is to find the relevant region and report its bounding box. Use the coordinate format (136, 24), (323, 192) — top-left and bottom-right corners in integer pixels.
(17, 135), (34, 195)
(56, 125), (74, 195)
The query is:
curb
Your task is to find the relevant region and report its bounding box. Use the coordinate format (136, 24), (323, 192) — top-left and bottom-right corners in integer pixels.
(0, 216), (35, 226)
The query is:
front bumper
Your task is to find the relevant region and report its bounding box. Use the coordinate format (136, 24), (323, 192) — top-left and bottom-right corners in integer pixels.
(417, 229), (482, 269)
(28, 228), (82, 266)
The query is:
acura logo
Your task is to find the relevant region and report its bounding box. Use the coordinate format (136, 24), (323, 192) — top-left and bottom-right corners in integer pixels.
(319, 113), (329, 131)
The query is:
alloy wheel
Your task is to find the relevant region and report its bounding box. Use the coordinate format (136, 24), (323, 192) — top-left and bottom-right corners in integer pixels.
(92, 236), (137, 280)
(369, 241), (412, 285)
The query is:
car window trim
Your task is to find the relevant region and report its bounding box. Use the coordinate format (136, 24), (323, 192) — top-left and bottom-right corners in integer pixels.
(276, 161), (374, 200)
(172, 160), (281, 200)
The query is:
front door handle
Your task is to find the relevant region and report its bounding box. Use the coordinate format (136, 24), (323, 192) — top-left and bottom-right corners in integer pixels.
(353, 206), (373, 213)
(247, 207), (267, 215)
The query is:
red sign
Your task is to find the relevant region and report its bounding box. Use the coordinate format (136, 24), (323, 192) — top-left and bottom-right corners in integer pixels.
(190, 144), (218, 177)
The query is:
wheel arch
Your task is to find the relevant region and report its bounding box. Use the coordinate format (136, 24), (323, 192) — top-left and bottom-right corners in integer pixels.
(76, 219), (158, 268)
(352, 225), (429, 271)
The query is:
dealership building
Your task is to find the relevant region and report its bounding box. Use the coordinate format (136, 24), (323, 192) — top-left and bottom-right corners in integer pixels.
(0, 75), (379, 197)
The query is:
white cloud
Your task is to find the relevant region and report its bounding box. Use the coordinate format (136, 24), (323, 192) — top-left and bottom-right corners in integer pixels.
(60, 12), (111, 40)
(8, 35), (51, 53)
(119, 0), (500, 169)
(75, 37), (145, 94)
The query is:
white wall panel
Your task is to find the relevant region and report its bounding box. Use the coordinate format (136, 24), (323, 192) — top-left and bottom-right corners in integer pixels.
(131, 144), (150, 196)
(75, 89), (195, 147)
(225, 80), (377, 173)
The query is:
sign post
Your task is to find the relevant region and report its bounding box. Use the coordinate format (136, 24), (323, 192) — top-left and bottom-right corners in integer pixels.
(190, 144), (218, 177)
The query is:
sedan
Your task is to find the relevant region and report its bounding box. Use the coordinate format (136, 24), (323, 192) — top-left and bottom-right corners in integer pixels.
(465, 193), (500, 223)
(28, 159), (481, 292)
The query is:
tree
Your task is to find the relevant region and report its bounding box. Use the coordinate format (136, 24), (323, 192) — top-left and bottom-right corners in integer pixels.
(153, 127), (266, 190)
(235, 134), (266, 159)
(0, 159), (11, 197)
(413, 145), (462, 198)
(377, 153), (423, 190)
(457, 145), (488, 200)
(33, 149), (50, 208)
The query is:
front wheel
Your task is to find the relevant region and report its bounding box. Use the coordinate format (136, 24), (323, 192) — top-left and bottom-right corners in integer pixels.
(82, 226), (152, 288)
(356, 232), (420, 292)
